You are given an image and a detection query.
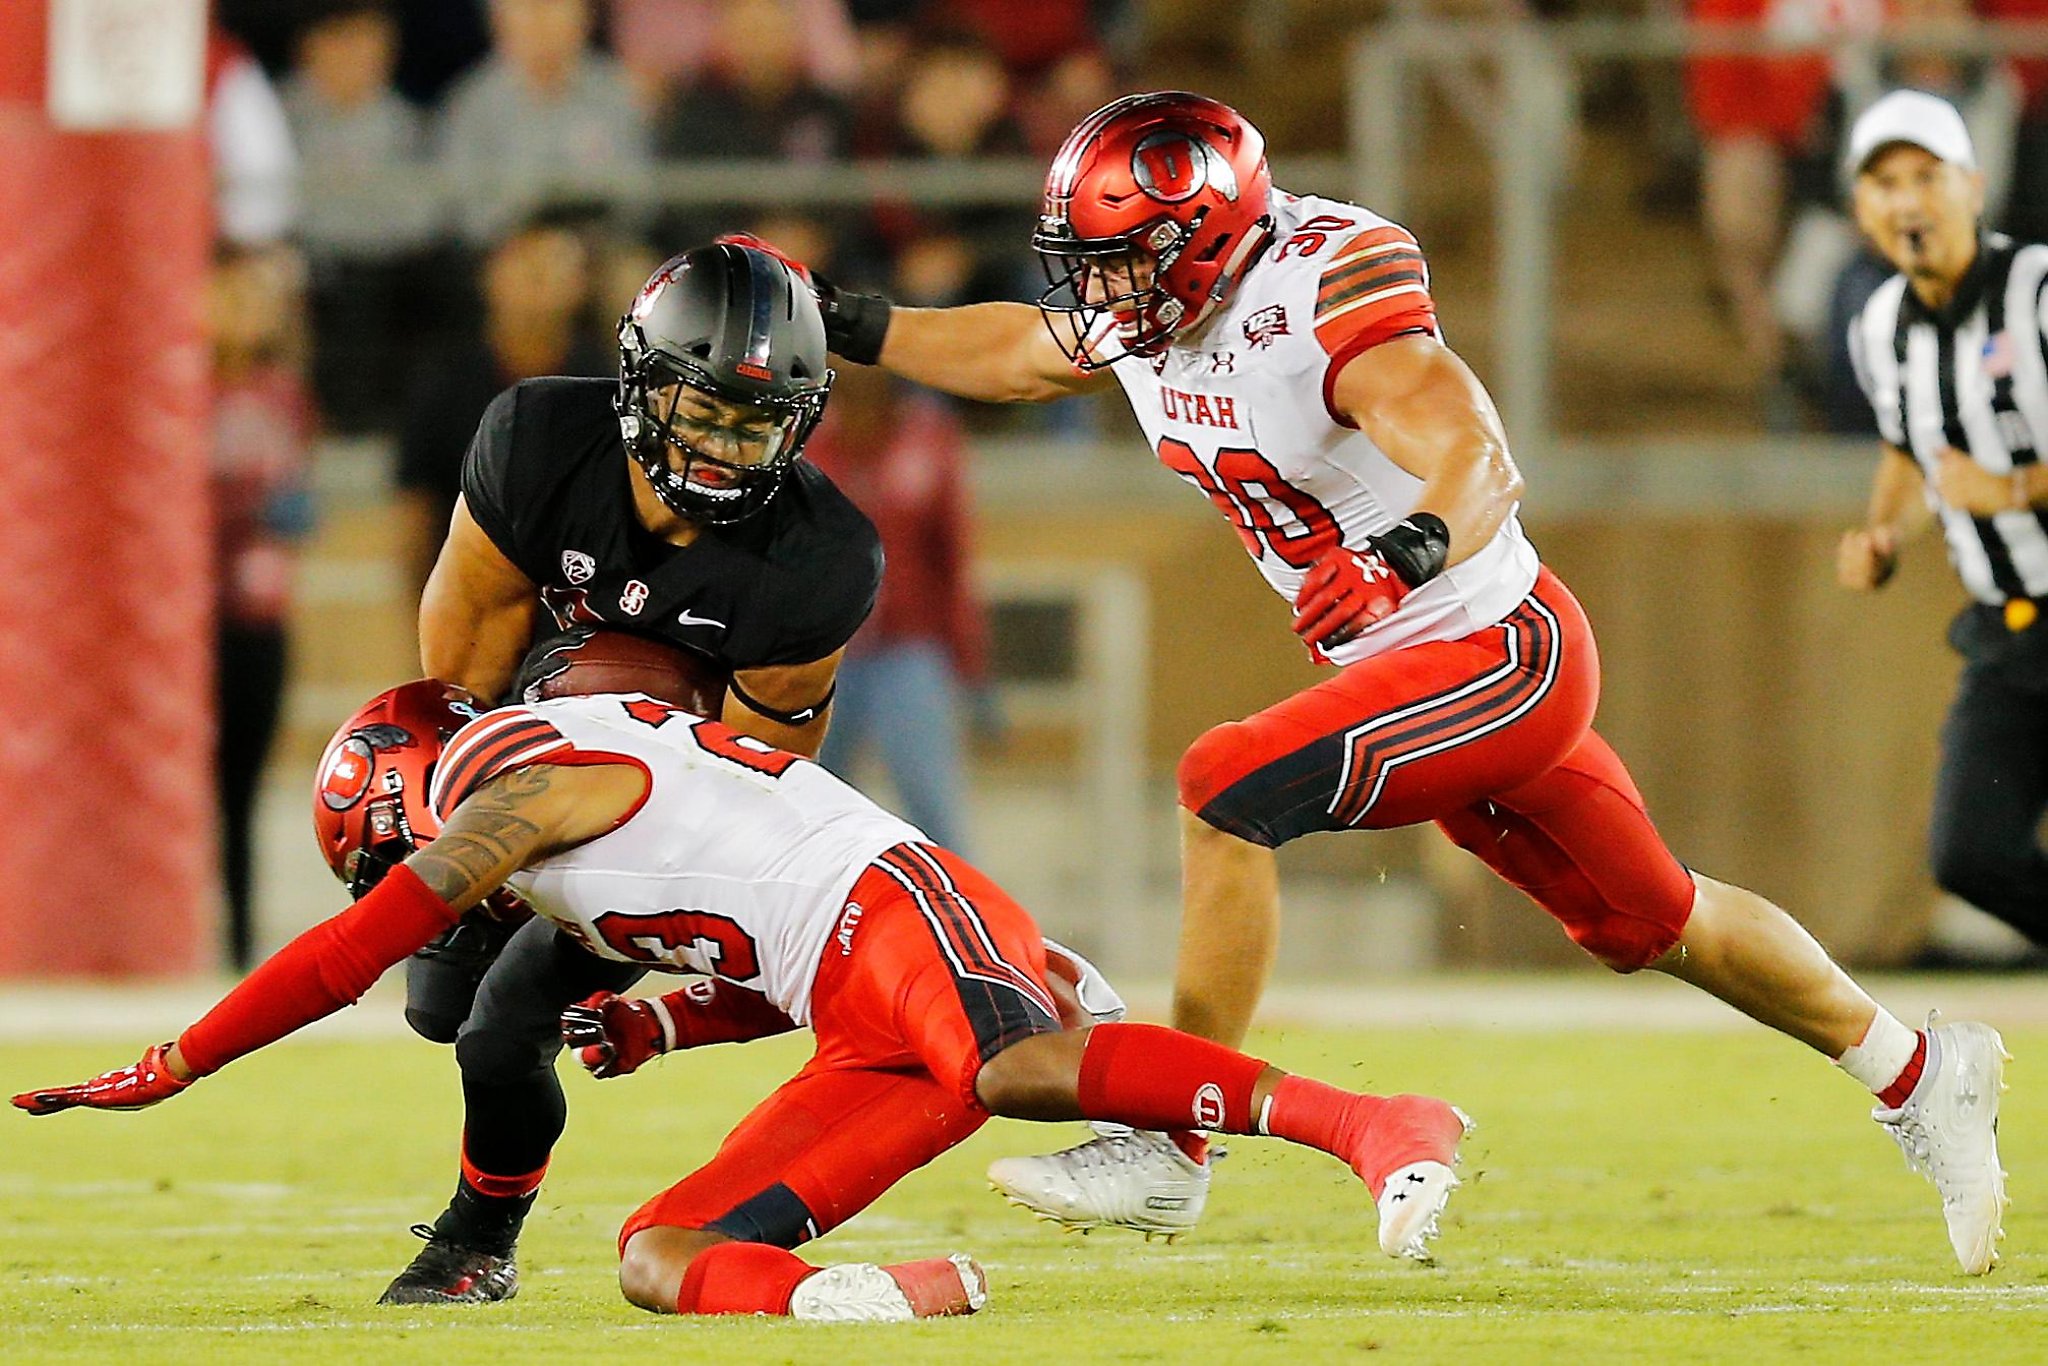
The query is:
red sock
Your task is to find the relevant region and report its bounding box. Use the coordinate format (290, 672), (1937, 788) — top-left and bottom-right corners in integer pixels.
(1260, 1074), (1384, 1166)
(1076, 1023), (1269, 1135)
(1877, 1031), (1931, 1110)
(675, 1241), (817, 1315)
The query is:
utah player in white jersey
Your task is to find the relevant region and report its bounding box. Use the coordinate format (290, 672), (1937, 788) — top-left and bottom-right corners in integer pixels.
(767, 91), (2011, 1274)
(14, 678), (1474, 1319)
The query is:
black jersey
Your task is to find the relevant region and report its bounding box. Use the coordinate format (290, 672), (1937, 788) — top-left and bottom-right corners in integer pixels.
(461, 377), (882, 670)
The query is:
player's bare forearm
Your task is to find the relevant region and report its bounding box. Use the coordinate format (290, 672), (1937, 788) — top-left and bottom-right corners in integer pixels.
(1334, 336), (1525, 567)
(407, 771), (554, 909)
(725, 654), (841, 758)
(879, 302), (1106, 403)
(419, 498), (541, 702)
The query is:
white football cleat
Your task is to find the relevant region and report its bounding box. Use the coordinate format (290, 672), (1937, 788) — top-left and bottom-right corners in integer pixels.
(787, 1253), (987, 1322)
(1874, 1016), (2009, 1275)
(988, 1128), (1209, 1241)
(1374, 1159), (1461, 1261)
(1346, 1096), (1473, 1263)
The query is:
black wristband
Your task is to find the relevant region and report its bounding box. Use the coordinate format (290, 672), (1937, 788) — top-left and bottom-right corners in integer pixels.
(728, 675), (835, 728)
(1371, 512), (1451, 589)
(821, 289), (893, 366)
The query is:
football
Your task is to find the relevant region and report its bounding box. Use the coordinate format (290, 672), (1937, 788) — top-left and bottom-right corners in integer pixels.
(515, 627), (729, 719)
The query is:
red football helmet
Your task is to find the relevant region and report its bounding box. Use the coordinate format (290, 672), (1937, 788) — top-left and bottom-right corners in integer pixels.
(1034, 91), (1275, 367)
(311, 680), (491, 901)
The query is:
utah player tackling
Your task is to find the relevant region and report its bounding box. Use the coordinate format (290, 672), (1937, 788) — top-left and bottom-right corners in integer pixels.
(781, 90), (2011, 1275)
(14, 680), (1472, 1319)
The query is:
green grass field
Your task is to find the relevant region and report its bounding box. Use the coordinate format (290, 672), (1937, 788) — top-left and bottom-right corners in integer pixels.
(3, 1022), (2044, 1364)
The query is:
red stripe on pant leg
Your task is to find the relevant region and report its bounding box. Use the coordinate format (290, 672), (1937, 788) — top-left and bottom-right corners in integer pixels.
(901, 845), (1055, 1012)
(879, 847), (1003, 979)
(1330, 605), (1553, 827)
(1343, 596), (1561, 824)
(884, 845), (1052, 1017)
(1328, 608), (1543, 825)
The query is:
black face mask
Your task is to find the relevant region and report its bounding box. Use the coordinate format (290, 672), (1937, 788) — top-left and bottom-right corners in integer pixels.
(615, 350), (828, 525)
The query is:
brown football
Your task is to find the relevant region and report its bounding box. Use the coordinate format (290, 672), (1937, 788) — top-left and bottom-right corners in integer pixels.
(518, 628), (728, 718)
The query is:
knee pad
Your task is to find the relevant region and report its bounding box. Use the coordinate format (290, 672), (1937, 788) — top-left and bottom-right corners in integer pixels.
(1176, 723), (1288, 847)
(405, 1006), (464, 1045)
(404, 950), (485, 1045)
(1176, 722), (1243, 812)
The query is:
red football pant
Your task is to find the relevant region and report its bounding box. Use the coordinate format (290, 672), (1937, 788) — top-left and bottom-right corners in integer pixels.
(1179, 568), (1695, 970)
(620, 843), (1060, 1250)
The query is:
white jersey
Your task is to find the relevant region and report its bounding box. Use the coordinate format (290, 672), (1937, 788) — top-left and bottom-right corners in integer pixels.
(428, 693), (924, 1024)
(1106, 191), (1541, 663)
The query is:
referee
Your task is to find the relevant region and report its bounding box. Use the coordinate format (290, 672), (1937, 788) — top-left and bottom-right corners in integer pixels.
(1841, 89), (2048, 950)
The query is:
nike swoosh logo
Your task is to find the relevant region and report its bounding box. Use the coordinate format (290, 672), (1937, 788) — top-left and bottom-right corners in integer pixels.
(676, 609), (727, 630)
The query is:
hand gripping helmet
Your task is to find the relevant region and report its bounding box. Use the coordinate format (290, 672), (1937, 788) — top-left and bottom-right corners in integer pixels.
(310, 681), (523, 919)
(1034, 92), (1275, 367)
(615, 242), (833, 524)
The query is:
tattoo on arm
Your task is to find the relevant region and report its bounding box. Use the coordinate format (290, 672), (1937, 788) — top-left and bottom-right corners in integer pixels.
(406, 767), (555, 908)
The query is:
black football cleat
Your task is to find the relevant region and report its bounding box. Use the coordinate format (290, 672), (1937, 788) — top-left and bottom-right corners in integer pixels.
(378, 1223), (519, 1305)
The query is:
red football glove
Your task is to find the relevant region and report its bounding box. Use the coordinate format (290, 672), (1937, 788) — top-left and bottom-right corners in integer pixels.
(12, 1042), (191, 1116)
(714, 231), (814, 285)
(560, 991), (674, 1080)
(1292, 546), (1409, 651)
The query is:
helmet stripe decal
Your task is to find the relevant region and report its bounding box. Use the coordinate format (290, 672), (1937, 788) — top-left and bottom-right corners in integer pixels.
(740, 247), (779, 374)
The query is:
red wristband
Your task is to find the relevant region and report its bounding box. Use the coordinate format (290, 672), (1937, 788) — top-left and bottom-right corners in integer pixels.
(178, 865), (459, 1076)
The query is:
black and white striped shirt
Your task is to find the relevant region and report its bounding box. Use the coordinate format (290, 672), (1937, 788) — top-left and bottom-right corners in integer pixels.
(1848, 234), (2048, 605)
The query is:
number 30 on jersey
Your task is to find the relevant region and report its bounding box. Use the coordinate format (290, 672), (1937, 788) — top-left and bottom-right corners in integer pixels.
(1155, 437), (1338, 569)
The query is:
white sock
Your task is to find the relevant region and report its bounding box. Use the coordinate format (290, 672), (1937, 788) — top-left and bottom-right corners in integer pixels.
(1836, 1009), (1920, 1097)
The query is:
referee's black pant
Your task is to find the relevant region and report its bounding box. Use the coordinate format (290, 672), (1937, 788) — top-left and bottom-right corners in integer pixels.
(1929, 605), (2048, 946)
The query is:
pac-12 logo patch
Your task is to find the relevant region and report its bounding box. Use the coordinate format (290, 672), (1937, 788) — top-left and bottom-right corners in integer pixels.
(562, 549), (596, 585)
(1191, 1081), (1226, 1129)
(619, 579), (650, 616)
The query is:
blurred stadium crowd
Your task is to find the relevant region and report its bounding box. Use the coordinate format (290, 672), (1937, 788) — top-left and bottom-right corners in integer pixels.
(201, 0), (2048, 452)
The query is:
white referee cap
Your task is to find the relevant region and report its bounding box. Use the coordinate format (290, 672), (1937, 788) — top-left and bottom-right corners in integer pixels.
(1847, 89), (1978, 176)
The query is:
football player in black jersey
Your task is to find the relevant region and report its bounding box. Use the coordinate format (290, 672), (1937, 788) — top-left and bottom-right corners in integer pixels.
(383, 242), (884, 1302)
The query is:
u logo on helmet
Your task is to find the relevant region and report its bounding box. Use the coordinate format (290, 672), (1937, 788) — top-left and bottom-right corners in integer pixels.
(319, 736), (377, 812)
(1132, 131), (1239, 205)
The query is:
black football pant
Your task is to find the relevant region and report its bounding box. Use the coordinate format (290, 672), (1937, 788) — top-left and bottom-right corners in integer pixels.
(452, 916), (645, 1183)
(1928, 624), (2048, 946)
